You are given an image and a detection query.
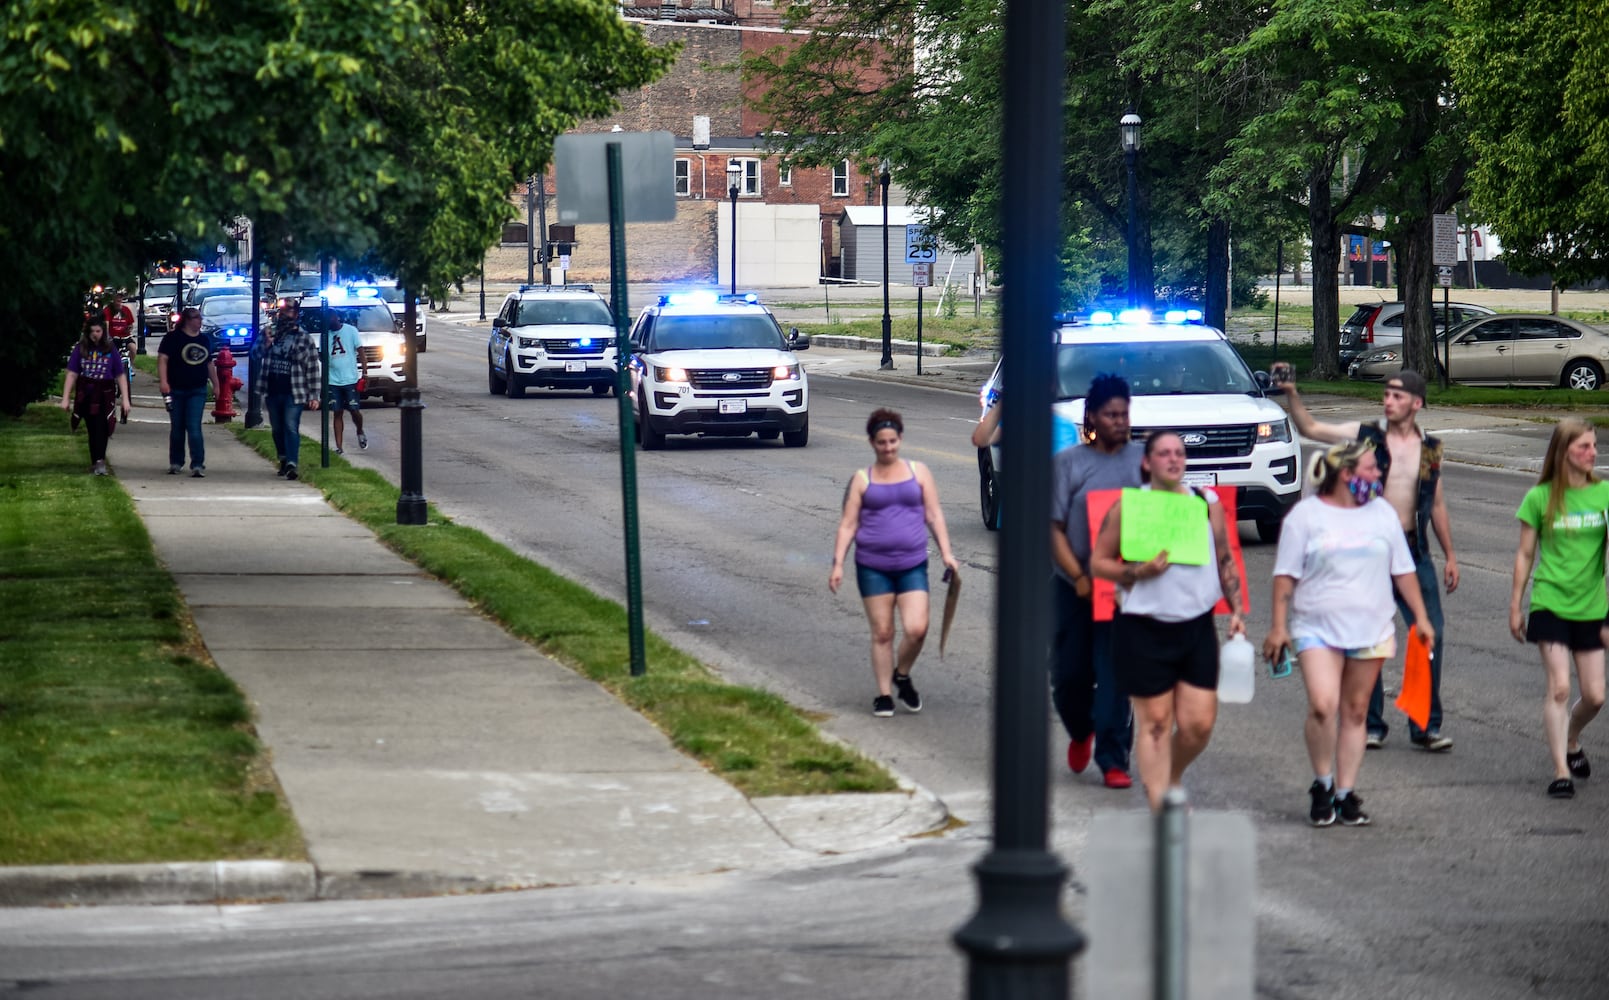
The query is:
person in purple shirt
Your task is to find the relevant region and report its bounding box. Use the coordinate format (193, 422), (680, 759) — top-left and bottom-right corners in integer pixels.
(830, 408), (960, 717)
(60, 315), (130, 475)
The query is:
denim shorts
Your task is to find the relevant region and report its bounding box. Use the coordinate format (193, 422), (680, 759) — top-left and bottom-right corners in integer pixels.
(1294, 635), (1397, 660)
(327, 383), (362, 412)
(855, 561), (929, 598)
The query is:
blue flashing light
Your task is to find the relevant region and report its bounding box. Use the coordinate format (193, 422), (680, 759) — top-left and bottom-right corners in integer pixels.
(1164, 309), (1188, 324)
(579, 336), (593, 347)
(348, 285), (380, 298)
(660, 290), (721, 307)
(742, 292), (759, 304)
(1185, 308), (1203, 322)
(1088, 310), (1115, 325)
(1117, 308), (1150, 325)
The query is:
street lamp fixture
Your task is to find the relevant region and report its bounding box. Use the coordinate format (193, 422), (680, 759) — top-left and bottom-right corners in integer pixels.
(879, 158), (893, 370)
(1120, 111), (1143, 309)
(727, 158), (742, 295)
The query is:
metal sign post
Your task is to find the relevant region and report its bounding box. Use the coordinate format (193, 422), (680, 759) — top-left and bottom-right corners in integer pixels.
(1433, 215), (1458, 389)
(556, 131), (675, 678)
(912, 263), (932, 375)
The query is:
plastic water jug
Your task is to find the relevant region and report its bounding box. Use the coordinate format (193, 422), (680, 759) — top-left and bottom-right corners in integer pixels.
(1218, 635), (1255, 704)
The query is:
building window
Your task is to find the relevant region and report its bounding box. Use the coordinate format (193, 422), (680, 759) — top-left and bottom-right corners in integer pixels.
(736, 157), (761, 196)
(832, 160), (850, 197)
(674, 158), (691, 197)
(778, 160), (792, 186)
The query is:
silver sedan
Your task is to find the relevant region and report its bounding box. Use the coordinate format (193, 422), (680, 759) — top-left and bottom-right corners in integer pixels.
(1348, 313), (1609, 390)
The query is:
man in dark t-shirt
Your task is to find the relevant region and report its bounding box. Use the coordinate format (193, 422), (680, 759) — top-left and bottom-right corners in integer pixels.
(157, 306), (219, 476)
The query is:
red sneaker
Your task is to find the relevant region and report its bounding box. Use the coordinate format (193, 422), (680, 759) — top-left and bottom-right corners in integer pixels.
(1067, 736), (1094, 774)
(1102, 767), (1132, 790)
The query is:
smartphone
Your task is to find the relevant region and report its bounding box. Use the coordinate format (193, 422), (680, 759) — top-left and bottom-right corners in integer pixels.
(1269, 645), (1295, 678)
(942, 567), (954, 584)
(1270, 362), (1293, 386)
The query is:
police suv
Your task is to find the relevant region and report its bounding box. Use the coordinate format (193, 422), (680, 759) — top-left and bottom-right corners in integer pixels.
(627, 291), (811, 449)
(978, 309), (1301, 541)
(488, 284), (618, 397)
(300, 289), (408, 405)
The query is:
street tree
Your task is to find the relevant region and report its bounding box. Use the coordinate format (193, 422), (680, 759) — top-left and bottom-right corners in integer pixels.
(1451, 0), (1609, 292)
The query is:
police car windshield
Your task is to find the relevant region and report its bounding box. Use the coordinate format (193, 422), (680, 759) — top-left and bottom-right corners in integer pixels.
(1055, 339), (1259, 399)
(303, 305), (395, 333)
(201, 296), (253, 321)
(653, 314), (784, 351)
(515, 299), (612, 327)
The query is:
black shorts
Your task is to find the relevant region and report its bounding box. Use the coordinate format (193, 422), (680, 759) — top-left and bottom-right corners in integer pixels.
(1525, 608), (1607, 652)
(1113, 610), (1219, 698)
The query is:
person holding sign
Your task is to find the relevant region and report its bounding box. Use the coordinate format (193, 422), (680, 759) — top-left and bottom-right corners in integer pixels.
(1089, 432), (1245, 810)
(1050, 374), (1143, 788)
(1263, 440), (1433, 827)
(1507, 419), (1609, 800)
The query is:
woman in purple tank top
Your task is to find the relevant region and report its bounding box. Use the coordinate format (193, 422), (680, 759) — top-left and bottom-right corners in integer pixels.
(830, 409), (960, 718)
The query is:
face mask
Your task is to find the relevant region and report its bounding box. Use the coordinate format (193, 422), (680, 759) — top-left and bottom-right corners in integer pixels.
(1347, 476), (1383, 504)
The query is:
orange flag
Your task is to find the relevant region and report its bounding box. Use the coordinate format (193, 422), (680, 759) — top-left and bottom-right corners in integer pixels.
(1395, 624), (1433, 731)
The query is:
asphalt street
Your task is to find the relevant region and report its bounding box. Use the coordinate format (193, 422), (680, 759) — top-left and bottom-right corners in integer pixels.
(4, 310), (1605, 999)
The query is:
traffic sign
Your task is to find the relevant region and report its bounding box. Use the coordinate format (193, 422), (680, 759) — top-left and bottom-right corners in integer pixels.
(1437, 266), (1453, 288)
(1433, 214), (1458, 266)
(912, 263), (932, 287)
(905, 225), (937, 264)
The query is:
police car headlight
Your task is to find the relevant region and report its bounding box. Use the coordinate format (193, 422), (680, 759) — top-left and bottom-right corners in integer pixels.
(518, 337), (541, 349)
(657, 366), (688, 383)
(382, 342), (405, 362)
(772, 364), (800, 381)
(1257, 419), (1292, 443)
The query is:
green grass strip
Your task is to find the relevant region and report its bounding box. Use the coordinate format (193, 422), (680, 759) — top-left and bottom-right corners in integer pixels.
(229, 427), (896, 797)
(0, 406), (305, 865)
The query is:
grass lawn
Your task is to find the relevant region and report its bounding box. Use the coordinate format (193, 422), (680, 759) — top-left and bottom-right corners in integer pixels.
(229, 427), (897, 798)
(791, 314), (996, 353)
(0, 406), (304, 865)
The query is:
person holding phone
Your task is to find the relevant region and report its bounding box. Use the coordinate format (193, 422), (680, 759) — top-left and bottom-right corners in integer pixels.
(830, 409), (960, 717)
(1508, 419), (1609, 799)
(1263, 439), (1434, 827)
(1088, 431), (1245, 811)
(1273, 362), (1459, 753)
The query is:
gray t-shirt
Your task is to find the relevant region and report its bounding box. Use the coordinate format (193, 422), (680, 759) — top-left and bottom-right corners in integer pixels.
(1051, 440), (1144, 577)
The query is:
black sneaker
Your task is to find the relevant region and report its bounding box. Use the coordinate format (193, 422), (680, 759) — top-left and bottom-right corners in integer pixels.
(1308, 781), (1335, 827)
(1365, 732), (1386, 750)
(190, 466), (205, 478)
(892, 671), (922, 713)
(872, 695), (895, 718)
(1567, 749), (1591, 779)
(1410, 731), (1454, 752)
(284, 464), (298, 481)
(1336, 792), (1371, 826)
(276, 461), (289, 478)
(167, 465), (181, 475)
(1548, 778), (1575, 799)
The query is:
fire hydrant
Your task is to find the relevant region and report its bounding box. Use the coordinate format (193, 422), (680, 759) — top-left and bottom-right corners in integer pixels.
(212, 346), (243, 423)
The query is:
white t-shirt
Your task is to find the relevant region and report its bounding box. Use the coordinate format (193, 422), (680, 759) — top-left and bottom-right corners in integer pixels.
(1273, 495), (1414, 649)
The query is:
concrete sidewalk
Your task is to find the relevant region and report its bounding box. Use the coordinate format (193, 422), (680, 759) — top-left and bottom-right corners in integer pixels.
(0, 410), (944, 907)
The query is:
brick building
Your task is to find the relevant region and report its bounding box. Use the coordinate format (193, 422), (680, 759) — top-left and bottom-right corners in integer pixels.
(483, 2), (898, 287)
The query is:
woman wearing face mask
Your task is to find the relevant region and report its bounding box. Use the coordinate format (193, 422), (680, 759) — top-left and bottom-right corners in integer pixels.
(1263, 440), (1434, 828)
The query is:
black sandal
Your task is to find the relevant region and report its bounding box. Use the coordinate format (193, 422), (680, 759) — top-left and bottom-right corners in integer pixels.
(1567, 748), (1591, 779)
(1547, 778), (1575, 799)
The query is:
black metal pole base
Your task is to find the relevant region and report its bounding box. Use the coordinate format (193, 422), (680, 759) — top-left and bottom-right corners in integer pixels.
(880, 315), (895, 370)
(954, 848), (1084, 998)
(396, 387), (428, 525)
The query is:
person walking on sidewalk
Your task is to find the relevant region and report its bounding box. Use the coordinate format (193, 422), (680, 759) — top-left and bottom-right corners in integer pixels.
(1273, 365), (1459, 752)
(1263, 440), (1434, 827)
(260, 299), (322, 480)
(60, 315), (131, 475)
(157, 306), (219, 477)
(829, 408), (960, 718)
(1050, 373), (1143, 789)
(321, 308), (367, 454)
(1508, 419), (1608, 800)
(1089, 431), (1246, 810)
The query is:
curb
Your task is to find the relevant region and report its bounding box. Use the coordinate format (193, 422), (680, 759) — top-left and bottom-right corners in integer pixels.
(809, 333), (949, 357)
(0, 861), (317, 907)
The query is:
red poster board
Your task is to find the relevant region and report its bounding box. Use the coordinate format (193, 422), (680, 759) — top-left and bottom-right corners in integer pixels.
(1087, 486), (1249, 622)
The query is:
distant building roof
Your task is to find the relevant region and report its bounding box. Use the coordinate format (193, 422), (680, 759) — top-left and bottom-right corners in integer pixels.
(840, 206), (930, 228)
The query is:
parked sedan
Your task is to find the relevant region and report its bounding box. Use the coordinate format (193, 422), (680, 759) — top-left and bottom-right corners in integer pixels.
(1348, 314), (1609, 389)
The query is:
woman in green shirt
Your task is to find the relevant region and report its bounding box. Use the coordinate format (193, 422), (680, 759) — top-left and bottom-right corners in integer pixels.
(1510, 418), (1609, 799)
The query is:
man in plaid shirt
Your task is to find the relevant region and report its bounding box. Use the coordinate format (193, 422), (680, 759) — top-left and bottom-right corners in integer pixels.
(261, 297), (322, 480)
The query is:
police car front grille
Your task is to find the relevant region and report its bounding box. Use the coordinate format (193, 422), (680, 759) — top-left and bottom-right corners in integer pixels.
(542, 339), (608, 356)
(689, 368), (773, 390)
(1133, 425), (1256, 459)
(358, 346), (386, 364)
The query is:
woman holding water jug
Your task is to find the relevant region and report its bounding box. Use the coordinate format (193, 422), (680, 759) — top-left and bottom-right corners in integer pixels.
(1090, 431), (1246, 811)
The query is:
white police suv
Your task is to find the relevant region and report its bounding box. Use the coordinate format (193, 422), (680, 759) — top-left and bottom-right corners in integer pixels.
(627, 291), (811, 449)
(488, 284), (618, 398)
(978, 309), (1301, 541)
(300, 289), (408, 405)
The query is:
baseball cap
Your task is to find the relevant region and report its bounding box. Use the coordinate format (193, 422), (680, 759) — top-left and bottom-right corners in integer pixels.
(1387, 370), (1428, 403)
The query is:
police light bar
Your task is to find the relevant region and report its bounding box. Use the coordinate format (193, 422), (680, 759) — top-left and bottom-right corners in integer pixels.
(1088, 310), (1115, 325)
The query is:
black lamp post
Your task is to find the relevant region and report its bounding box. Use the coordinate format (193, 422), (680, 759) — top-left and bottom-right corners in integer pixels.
(879, 158), (893, 370)
(727, 158), (742, 295)
(1121, 111), (1142, 309)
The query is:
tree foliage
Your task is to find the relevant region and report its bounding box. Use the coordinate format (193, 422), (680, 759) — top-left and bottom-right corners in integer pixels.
(0, 0), (673, 415)
(1452, 0), (1609, 289)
